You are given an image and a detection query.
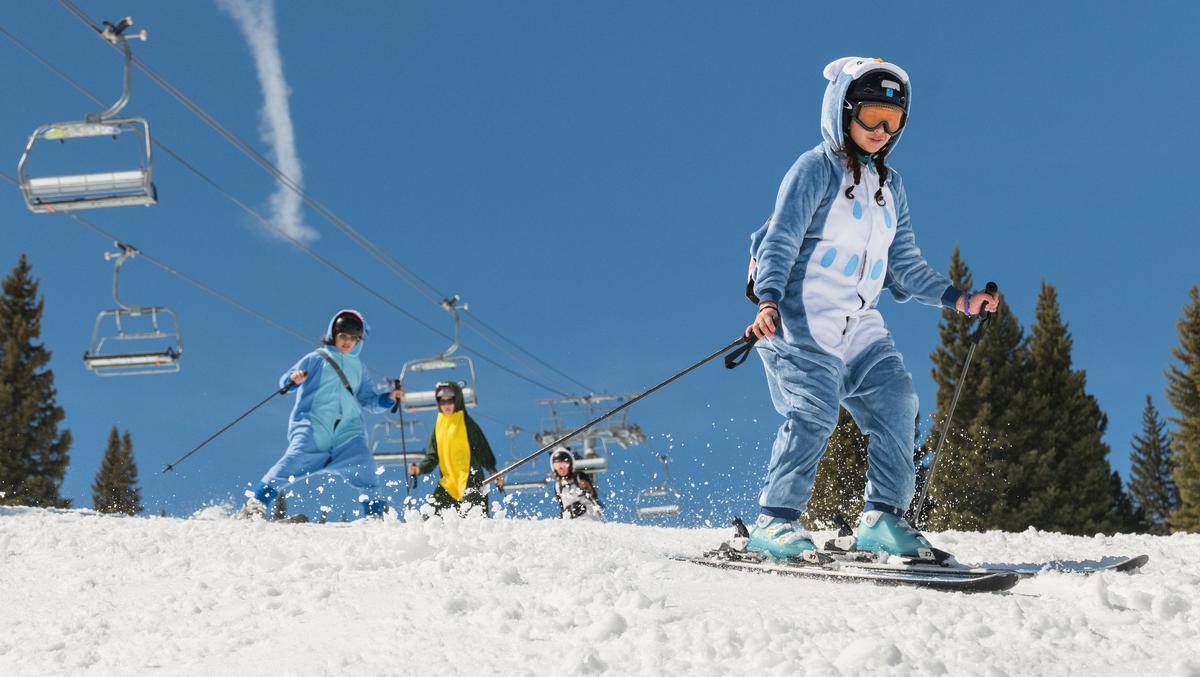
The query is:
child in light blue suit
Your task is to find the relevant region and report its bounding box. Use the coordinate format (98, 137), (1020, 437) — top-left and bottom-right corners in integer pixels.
(237, 309), (403, 520)
(744, 57), (998, 558)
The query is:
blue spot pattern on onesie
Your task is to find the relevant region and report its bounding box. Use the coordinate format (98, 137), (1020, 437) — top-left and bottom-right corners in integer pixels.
(852, 200), (863, 220)
(883, 207), (893, 229)
(820, 248), (838, 268)
(843, 254), (860, 277)
(870, 259), (884, 280)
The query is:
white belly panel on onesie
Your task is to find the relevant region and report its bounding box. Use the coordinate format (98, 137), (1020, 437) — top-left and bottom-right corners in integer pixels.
(801, 166), (898, 362)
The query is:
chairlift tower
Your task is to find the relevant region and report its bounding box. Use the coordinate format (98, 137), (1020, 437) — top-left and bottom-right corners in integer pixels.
(18, 17), (157, 213)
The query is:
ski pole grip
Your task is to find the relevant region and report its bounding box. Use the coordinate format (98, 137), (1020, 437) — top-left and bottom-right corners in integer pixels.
(390, 378), (402, 414)
(971, 281), (999, 342)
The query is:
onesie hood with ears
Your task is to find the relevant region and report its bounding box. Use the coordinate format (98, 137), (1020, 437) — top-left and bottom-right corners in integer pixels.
(819, 56), (911, 159)
(323, 309), (370, 356)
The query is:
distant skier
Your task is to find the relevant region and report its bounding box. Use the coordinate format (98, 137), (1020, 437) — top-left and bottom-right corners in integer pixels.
(550, 447), (603, 521)
(407, 381), (502, 516)
(237, 310), (403, 520)
(743, 57), (999, 558)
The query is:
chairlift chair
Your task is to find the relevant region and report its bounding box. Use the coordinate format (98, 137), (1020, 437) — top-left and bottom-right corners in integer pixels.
(398, 295), (478, 413)
(18, 17), (157, 213)
(83, 243), (183, 376)
(369, 419), (427, 466)
(499, 427), (550, 492)
(635, 454), (681, 519)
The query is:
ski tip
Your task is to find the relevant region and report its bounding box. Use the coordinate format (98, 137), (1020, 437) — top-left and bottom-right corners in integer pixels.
(1113, 554), (1150, 572)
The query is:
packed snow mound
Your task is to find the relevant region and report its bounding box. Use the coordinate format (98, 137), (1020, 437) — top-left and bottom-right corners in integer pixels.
(1, 506), (1199, 675)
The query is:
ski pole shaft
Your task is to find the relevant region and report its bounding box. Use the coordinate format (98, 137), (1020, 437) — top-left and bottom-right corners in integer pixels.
(483, 334), (755, 484)
(161, 383), (293, 473)
(912, 281), (998, 526)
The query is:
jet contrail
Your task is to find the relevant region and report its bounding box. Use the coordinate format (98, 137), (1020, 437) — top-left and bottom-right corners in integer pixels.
(216, 0), (317, 242)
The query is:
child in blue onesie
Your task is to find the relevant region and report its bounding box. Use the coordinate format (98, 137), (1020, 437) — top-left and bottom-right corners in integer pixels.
(237, 309), (403, 520)
(744, 57), (999, 558)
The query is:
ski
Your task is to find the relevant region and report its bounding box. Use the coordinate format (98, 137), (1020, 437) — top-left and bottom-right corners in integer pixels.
(675, 546), (1020, 593)
(970, 553), (1149, 577)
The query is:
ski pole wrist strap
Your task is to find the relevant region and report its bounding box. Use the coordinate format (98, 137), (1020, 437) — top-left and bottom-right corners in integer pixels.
(317, 349), (355, 394)
(725, 335), (758, 369)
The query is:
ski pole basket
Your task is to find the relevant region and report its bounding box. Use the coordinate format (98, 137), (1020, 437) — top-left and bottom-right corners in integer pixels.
(398, 295), (478, 412)
(17, 18), (156, 213)
(635, 454), (681, 519)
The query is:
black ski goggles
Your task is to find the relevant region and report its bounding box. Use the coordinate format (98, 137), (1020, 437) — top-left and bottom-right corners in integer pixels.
(849, 101), (906, 135)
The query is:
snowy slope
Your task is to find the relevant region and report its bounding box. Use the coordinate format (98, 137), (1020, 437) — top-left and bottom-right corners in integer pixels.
(1, 506), (1198, 676)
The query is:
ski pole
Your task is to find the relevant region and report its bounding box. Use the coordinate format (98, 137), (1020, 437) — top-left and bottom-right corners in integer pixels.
(911, 281), (998, 527)
(162, 382), (295, 473)
(389, 379), (417, 500)
(484, 333), (757, 484)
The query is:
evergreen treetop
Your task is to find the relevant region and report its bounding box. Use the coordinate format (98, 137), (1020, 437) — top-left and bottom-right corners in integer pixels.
(92, 427), (143, 515)
(1128, 395), (1178, 534)
(1007, 283), (1133, 534)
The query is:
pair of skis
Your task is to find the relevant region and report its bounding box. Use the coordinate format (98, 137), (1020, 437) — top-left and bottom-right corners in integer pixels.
(677, 519), (1149, 593)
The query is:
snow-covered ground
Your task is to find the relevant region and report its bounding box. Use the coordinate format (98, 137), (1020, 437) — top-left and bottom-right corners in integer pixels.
(1, 506), (1198, 676)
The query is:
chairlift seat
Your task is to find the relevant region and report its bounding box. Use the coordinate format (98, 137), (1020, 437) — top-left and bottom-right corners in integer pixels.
(84, 306), (182, 377)
(401, 384), (477, 413)
(369, 420), (426, 465)
(504, 480), (550, 492)
(572, 456), (608, 474)
(19, 119), (157, 213)
(371, 451), (426, 464)
(636, 504), (681, 518)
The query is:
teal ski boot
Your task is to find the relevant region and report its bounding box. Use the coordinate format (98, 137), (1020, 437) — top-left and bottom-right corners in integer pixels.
(746, 514), (817, 559)
(854, 510), (935, 559)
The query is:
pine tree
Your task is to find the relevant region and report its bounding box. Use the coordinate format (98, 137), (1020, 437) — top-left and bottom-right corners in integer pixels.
(803, 408), (868, 530)
(1006, 283), (1133, 534)
(1128, 395), (1179, 534)
(0, 255), (72, 508)
(1167, 285), (1200, 532)
(91, 427), (143, 514)
(920, 248), (1025, 531)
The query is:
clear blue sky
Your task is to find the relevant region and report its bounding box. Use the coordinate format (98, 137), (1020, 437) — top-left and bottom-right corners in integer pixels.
(2, 1), (1196, 523)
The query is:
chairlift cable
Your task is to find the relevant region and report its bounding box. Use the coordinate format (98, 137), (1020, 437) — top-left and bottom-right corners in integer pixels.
(47, 4), (595, 398)
(2, 169), (565, 396)
(461, 309), (597, 394)
(2, 29), (572, 398)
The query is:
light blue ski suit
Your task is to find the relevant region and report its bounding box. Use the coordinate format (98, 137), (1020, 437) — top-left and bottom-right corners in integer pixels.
(250, 310), (395, 514)
(750, 58), (962, 520)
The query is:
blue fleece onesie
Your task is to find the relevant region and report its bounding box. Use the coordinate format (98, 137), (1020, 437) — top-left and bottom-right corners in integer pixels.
(750, 57), (962, 520)
(250, 310), (395, 515)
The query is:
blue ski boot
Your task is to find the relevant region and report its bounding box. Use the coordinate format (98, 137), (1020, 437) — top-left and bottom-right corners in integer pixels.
(854, 510), (934, 559)
(746, 514), (817, 559)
